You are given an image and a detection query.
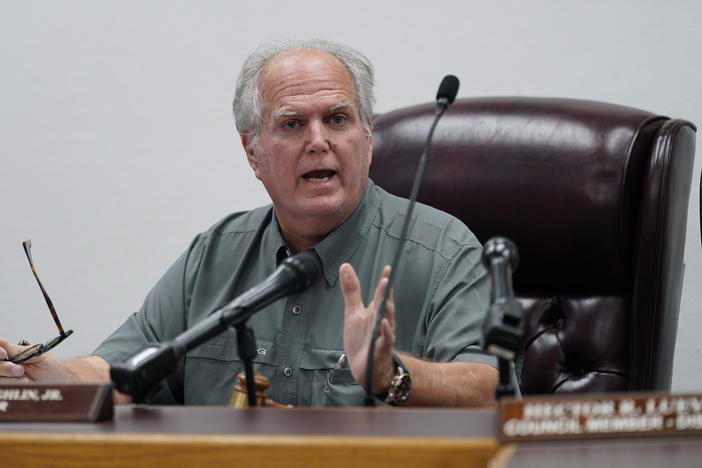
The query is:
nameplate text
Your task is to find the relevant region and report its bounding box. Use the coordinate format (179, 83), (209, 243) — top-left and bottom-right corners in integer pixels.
(0, 383), (113, 422)
(499, 392), (702, 442)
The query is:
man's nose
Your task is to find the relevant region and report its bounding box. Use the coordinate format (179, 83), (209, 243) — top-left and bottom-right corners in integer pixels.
(306, 120), (330, 154)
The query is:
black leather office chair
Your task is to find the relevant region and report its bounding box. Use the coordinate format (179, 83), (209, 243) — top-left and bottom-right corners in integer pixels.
(370, 97), (696, 394)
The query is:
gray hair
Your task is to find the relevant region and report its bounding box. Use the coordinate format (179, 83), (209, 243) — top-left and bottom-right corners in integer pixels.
(233, 39), (375, 149)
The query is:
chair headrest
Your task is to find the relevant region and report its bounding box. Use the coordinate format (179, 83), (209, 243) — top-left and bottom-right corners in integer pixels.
(370, 97), (665, 293)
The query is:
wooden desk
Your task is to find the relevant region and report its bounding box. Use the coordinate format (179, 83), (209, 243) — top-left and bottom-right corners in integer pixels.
(0, 405), (499, 468)
(493, 436), (702, 468)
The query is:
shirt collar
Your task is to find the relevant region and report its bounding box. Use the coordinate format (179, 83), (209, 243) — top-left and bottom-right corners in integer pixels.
(314, 179), (380, 287)
(264, 209), (290, 267)
(265, 179), (381, 287)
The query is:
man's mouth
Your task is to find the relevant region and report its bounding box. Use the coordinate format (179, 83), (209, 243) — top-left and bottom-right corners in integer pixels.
(302, 170), (336, 182)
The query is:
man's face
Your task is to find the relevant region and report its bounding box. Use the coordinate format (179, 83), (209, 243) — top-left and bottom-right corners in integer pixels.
(244, 49), (372, 243)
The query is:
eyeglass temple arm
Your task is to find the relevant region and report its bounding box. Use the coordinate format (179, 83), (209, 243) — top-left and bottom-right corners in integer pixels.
(23, 240), (67, 336)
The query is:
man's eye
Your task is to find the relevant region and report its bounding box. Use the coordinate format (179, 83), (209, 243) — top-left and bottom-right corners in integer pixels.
(328, 115), (347, 125)
(283, 120), (298, 129)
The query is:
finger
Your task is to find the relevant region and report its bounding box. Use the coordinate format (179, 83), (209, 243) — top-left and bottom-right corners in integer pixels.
(380, 317), (396, 349)
(378, 265), (391, 299)
(339, 263), (363, 317)
(371, 266), (392, 306)
(0, 338), (33, 363)
(0, 337), (25, 359)
(380, 264), (391, 280)
(373, 321), (396, 376)
(385, 287), (395, 320)
(0, 375), (30, 384)
(375, 326), (387, 356)
(371, 283), (393, 328)
(385, 287), (396, 335)
(0, 360), (25, 378)
(0, 337), (12, 358)
(371, 276), (389, 310)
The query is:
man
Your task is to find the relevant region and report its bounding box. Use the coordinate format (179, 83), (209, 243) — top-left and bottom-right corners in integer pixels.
(1, 39), (498, 407)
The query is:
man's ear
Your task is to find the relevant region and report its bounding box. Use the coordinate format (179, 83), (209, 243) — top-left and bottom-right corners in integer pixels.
(242, 133), (261, 179)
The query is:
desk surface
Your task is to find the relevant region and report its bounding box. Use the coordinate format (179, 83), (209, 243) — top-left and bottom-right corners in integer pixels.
(0, 405), (499, 468)
(3, 405), (702, 468)
(495, 436), (702, 468)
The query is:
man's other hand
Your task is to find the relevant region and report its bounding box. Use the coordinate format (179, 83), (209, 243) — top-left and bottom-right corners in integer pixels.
(339, 263), (396, 394)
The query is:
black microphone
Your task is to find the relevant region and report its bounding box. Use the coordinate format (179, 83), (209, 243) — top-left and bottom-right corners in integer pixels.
(480, 237), (523, 361)
(436, 75), (460, 106)
(218, 248), (322, 316)
(110, 249), (322, 400)
(364, 75), (460, 406)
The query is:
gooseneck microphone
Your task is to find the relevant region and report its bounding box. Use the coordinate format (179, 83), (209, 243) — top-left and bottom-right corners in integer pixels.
(480, 236), (522, 361)
(483, 237), (519, 307)
(110, 249), (322, 400)
(480, 237), (523, 400)
(364, 75), (460, 406)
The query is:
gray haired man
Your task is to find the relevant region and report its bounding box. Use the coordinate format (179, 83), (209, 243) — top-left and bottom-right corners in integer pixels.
(1, 40), (497, 407)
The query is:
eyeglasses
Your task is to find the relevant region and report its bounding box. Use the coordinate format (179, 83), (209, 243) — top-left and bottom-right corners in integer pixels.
(7, 240), (73, 364)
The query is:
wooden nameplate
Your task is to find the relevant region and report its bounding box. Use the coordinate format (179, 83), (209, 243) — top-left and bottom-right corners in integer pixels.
(0, 383), (113, 422)
(499, 392), (702, 442)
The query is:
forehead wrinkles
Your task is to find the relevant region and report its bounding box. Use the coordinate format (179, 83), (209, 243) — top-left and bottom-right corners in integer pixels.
(258, 50), (358, 119)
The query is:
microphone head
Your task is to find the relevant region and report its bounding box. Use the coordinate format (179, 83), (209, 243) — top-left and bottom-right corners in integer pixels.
(482, 236), (519, 272)
(283, 249), (323, 289)
(436, 75), (460, 105)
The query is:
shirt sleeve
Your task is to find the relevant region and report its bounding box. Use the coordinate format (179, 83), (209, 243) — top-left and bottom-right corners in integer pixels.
(422, 240), (498, 368)
(92, 235), (206, 404)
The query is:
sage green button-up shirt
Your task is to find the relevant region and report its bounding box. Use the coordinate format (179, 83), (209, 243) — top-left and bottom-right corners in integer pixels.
(94, 180), (494, 406)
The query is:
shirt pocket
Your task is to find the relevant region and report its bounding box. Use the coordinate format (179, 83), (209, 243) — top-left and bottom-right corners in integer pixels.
(187, 330), (276, 365)
(184, 332), (277, 405)
(300, 348), (365, 407)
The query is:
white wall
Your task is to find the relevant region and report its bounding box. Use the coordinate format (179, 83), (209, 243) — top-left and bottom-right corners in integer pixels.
(1, 0), (700, 392)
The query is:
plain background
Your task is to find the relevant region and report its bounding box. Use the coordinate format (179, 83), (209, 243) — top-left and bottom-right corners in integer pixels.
(1, 1), (700, 392)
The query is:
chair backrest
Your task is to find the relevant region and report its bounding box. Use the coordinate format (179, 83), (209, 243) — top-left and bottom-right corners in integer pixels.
(370, 97), (696, 394)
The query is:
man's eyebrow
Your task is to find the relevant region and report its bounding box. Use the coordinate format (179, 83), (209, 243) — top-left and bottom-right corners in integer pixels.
(270, 102), (355, 121)
(328, 101), (354, 113)
(271, 109), (303, 121)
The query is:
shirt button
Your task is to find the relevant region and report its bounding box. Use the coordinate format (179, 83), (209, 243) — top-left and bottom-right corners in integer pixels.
(283, 367), (293, 377)
(292, 305), (302, 315)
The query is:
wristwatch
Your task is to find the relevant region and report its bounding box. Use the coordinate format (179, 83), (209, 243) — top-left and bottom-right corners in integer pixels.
(380, 353), (412, 405)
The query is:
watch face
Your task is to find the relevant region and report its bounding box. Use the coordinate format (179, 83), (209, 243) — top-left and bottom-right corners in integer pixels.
(394, 373), (412, 403)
